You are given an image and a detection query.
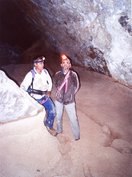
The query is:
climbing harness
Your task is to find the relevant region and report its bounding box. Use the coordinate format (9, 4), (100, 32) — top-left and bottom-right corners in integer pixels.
(27, 69), (48, 95)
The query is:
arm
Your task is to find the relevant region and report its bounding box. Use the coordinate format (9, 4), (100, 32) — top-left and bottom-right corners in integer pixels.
(20, 72), (32, 92)
(54, 73), (58, 89)
(73, 71), (80, 94)
(54, 71), (61, 89)
(44, 69), (53, 91)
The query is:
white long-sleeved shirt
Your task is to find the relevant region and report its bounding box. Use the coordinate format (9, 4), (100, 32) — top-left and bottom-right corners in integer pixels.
(20, 67), (52, 99)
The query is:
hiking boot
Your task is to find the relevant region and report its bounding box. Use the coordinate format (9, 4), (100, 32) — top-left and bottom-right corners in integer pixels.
(46, 126), (57, 136)
(75, 137), (80, 141)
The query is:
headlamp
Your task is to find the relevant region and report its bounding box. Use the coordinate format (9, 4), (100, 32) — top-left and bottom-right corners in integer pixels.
(61, 54), (67, 60)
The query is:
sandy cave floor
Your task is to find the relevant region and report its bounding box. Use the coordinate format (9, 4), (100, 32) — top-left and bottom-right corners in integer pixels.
(0, 64), (132, 177)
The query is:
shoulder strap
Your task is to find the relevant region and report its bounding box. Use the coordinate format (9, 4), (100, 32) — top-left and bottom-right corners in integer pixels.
(30, 69), (36, 89)
(43, 69), (48, 74)
(58, 71), (70, 92)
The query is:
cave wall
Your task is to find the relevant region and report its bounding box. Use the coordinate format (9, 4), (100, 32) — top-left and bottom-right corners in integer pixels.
(0, 0), (132, 87)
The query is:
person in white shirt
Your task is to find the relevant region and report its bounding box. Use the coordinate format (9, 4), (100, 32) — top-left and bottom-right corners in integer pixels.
(20, 56), (57, 136)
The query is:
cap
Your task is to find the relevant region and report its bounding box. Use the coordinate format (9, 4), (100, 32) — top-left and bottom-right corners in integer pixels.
(34, 56), (45, 64)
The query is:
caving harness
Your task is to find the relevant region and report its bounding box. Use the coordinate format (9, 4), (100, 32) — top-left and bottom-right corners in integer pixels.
(27, 69), (49, 104)
(27, 69), (47, 95)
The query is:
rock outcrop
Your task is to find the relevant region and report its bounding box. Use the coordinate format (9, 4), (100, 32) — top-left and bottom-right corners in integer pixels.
(0, 70), (44, 123)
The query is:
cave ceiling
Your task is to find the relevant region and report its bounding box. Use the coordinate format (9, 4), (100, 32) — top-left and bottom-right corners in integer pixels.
(0, 0), (131, 87)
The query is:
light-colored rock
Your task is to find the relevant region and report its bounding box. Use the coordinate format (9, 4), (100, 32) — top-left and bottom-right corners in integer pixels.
(0, 113), (60, 177)
(0, 70), (44, 123)
(105, 14), (132, 87)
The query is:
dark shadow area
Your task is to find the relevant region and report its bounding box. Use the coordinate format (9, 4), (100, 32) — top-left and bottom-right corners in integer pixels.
(0, 0), (40, 50)
(0, 0), (42, 65)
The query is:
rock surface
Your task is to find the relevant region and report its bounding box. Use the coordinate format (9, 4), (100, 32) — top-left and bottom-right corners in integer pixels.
(0, 64), (132, 177)
(0, 0), (132, 87)
(19, 0), (132, 87)
(0, 70), (43, 123)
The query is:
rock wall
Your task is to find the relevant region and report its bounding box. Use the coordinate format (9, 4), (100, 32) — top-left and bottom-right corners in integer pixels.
(1, 0), (132, 87)
(15, 0), (132, 87)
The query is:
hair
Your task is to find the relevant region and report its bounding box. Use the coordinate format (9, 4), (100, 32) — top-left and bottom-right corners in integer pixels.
(60, 54), (72, 63)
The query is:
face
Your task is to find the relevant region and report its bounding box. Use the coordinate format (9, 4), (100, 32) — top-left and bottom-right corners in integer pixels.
(61, 59), (71, 71)
(34, 62), (44, 73)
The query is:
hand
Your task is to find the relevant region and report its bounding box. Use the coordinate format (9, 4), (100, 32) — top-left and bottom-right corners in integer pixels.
(47, 91), (51, 97)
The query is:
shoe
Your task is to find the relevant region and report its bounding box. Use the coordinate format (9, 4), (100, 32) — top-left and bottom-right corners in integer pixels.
(44, 120), (47, 126)
(46, 126), (57, 136)
(75, 137), (80, 141)
(57, 130), (62, 134)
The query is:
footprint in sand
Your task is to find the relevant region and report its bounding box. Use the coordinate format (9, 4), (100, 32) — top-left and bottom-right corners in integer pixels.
(57, 134), (71, 155)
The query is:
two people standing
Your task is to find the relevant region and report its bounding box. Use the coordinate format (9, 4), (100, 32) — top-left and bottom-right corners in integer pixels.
(21, 54), (80, 140)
